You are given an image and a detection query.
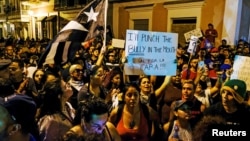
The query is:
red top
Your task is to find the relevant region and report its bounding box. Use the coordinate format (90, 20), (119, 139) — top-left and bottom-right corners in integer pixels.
(116, 111), (149, 141)
(205, 29), (218, 43)
(181, 69), (197, 81)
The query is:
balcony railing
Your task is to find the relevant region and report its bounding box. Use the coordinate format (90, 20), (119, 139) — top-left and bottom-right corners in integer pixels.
(54, 0), (92, 11)
(7, 10), (21, 19)
(20, 0), (49, 1)
(5, 10), (31, 22)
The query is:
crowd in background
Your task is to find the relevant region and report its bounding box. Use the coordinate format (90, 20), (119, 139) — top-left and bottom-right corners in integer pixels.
(0, 23), (250, 141)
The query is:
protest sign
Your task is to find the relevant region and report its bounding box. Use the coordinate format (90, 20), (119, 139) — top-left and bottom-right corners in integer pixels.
(112, 38), (125, 48)
(124, 30), (178, 76)
(187, 36), (198, 54)
(231, 55), (250, 91)
(184, 28), (203, 42)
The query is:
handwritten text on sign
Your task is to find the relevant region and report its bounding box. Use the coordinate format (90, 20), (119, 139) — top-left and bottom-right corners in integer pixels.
(125, 30), (178, 76)
(231, 55), (250, 91)
(184, 28), (203, 42)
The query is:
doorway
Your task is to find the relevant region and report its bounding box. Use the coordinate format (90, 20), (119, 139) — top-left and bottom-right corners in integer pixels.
(171, 18), (197, 47)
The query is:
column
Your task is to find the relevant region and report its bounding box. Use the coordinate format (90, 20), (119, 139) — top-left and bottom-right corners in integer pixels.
(222, 0), (242, 45)
(28, 10), (34, 39)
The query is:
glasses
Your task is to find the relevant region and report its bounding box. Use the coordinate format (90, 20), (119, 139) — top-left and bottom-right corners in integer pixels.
(74, 69), (83, 73)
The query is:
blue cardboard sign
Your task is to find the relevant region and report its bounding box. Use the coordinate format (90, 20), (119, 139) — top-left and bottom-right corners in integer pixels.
(124, 30), (178, 76)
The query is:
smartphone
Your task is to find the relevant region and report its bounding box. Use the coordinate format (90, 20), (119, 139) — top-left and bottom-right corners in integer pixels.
(198, 61), (205, 68)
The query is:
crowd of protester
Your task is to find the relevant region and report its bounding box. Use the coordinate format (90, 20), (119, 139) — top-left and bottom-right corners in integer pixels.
(0, 23), (250, 141)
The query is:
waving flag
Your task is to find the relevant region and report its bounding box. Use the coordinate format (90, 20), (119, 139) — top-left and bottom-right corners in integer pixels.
(38, 0), (108, 68)
(204, 38), (213, 49)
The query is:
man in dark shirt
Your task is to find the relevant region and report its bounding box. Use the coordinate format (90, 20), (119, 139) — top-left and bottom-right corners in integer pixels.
(203, 79), (250, 139)
(0, 94), (39, 141)
(166, 80), (205, 130)
(205, 23), (218, 45)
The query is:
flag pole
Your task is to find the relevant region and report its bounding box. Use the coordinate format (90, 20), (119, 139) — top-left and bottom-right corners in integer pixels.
(101, 0), (108, 54)
(96, 0), (108, 66)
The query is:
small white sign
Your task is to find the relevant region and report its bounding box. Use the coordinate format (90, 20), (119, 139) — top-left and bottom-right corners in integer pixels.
(231, 55), (250, 91)
(184, 28), (203, 42)
(112, 38), (125, 48)
(187, 36), (198, 54)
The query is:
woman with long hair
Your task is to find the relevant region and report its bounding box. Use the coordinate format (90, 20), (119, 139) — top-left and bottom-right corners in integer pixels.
(77, 65), (107, 101)
(103, 67), (125, 109)
(109, 83), (159, 141)
(32, 69), (46, 93)
(138, 76), (171, 111)
(37, 74), (75, 141)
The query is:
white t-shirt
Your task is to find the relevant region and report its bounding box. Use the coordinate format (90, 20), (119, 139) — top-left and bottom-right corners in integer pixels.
(194, 89), (211, 108)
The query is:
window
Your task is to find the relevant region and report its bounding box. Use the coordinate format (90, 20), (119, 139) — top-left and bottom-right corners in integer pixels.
(171, 18), (197, 46)
(67, 0), (74, 7)
(133, 19), (149, 30)
(172, 19), (197, 24)
(78, 0), (87, 5)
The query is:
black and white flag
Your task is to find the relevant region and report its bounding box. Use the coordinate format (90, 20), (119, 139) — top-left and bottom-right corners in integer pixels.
(38, 0), (108, 68)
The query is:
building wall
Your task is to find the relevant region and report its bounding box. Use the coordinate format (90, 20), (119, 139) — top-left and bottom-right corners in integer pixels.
(165, 1), (203, 32)
(118, 7), (129, 39)
(165, 1), (203, 47)
(31, 1), (56, 39)
(239, 0), (250, 41)
(201, 0), (226, 46)
(112, 0), (248, 46)
(113, 1), (204, 45)
(152, 3), (167, 32)
(128, 7), (153, 31)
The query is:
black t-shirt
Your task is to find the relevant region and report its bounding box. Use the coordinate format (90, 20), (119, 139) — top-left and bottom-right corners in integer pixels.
(172, 99), (203, 129)
(204, 102), (250, 133)
(189, 99), (203, 129)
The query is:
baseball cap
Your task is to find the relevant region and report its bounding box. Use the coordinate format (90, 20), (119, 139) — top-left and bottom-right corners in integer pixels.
(174, 100), (193, 111)
(0, 59), (11, 70)
(0, 94), (37, 132)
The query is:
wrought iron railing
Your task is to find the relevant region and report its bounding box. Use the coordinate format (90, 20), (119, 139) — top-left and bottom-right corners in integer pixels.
(54, 0), (93, 10)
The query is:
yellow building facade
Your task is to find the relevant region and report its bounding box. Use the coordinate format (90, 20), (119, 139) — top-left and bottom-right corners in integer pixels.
(0, 0), (249, 47)
(112, 0), (250, 46)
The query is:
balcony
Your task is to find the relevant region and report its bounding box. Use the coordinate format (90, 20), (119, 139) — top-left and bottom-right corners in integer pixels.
(54, 0), (92, 11)
(20, 0), (49, 1)
(8, 10), (21, 20)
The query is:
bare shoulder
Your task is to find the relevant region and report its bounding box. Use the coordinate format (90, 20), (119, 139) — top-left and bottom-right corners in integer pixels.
(106, 122), (121, 141)
(63, 125), (83, 141)
(108, 107), (119, 123)
(110, 107), (119, 115)
(163, 122), (170, 133)
(70, 125), (83, 135)
(106, 121), (116, 129)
